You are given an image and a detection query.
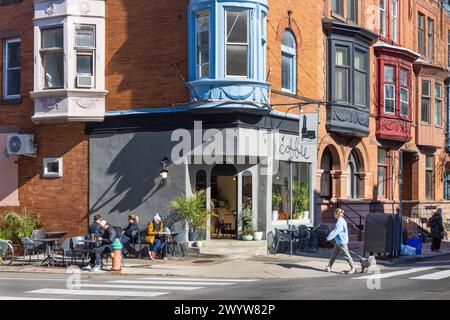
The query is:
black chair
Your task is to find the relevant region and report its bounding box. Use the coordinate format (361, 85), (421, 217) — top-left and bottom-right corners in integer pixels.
(52, 238), (72, 267)
(275, 228), (295, 256)
(295, 225), (312, 252)
(71, 236), (91, 265)
(267, 231), (276, 254)
(21, 237), (45, 265)
(123, 229), (140, 259)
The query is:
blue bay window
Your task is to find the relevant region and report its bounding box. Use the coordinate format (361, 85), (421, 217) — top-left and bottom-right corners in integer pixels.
(188, 0), (269, 105)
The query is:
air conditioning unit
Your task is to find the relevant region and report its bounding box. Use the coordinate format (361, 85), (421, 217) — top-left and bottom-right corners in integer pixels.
(76, 75), (94, 88)
(6, 134), (36, 157)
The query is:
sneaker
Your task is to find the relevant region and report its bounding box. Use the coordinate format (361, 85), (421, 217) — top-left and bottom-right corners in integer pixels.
(347, 268), (356, 274)
(90, 265), (103, 272)
(324, 266), (331, 273)
(82, 264), (94, 271)
(163, 256), (168, 261)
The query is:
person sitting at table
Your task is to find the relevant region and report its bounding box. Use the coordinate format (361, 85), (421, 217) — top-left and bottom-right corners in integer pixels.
(83, 221), (118, 272)
(88, 214), (105, 239)
(121, 214), (140, 254)
(146, 213), (167, 260)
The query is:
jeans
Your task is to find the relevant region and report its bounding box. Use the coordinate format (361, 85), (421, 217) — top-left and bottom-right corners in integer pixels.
(90, 244), (112, 266)
(121, 235), (131, 246)
(328, 243), (355, 269)
(152, 238), (166, 257)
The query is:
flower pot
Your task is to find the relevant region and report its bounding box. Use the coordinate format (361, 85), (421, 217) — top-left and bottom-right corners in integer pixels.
(272, 211), (279, 221)
(242, 235), (254, 241)
(253, 231), (263, 241)
(189, 230), (206, 242)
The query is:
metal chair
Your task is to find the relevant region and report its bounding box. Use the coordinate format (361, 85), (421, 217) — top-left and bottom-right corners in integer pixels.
(52, 238), (72, 267)
(267, 231), (276, 255)
(295, 225), (312, 252)
(30, 230), (46, 251)
(21, 237), (45, 265)
(123, 229), (140, 259)
(71, 236), (91, 265)
(275, 228), (295, 256)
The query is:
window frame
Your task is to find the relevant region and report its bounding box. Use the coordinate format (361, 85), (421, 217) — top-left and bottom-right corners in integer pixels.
(421, 80), (431, 125)
(391, 0), (398, 43)
(195, 10), (210, 79)
(418, 12), (426, 56)
(281, 29), (297, 94)
(332, 0), (344, 17)
(383, 65), (396, 114)
(347, 0), (358, 23)
(434, 83), (442, 128)
(224, 8), (250, 78)
(40, 26), (65, 90)
(425, 155), (435, 200)
(3, 37), (21, 100)
(377, 148), (390, 199)
(399, 68), (409, 117)
(427, 17), (434, 60)
(75, 24), (96, 88)
(380, 0), (387, 37)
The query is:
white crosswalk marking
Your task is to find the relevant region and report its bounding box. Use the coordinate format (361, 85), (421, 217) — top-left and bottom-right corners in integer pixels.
(141, 277), (257, 282)
(79, 284), (204, 290)
(109, 280), (235, 286)
(411, 270), (450, 280)
(26, 288), (169, 298)
(352, 267), (436, 280)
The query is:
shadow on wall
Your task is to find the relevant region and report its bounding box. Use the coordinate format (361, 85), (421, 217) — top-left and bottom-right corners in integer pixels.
(105, 0), (190, 109)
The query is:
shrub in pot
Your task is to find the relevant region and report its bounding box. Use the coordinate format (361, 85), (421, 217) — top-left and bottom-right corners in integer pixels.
(0, 209), (41, 245)
(293, 181), (309, 220)
(242, 227), (255, 241)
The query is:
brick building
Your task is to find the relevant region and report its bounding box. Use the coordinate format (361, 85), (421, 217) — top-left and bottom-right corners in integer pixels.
(0, 0), (449, 243)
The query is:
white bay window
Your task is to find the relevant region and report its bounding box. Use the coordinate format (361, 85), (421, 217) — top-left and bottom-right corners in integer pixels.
(41, 27), (64, 89)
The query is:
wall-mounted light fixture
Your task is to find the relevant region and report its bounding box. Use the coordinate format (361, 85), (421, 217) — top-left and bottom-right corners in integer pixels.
(160, 157), (170, 185)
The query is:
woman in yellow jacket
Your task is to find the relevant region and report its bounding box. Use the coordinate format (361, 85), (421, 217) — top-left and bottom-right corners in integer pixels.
(146, 213), (167, 260)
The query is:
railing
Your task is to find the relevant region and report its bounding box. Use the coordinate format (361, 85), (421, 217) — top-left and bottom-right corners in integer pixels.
(335, 199), (365, 241)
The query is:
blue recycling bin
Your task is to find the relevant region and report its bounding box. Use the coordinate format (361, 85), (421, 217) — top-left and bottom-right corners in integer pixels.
(407, 236), (422, 255)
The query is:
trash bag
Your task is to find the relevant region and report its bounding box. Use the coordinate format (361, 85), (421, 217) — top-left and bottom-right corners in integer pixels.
(400, 244), (417, 256)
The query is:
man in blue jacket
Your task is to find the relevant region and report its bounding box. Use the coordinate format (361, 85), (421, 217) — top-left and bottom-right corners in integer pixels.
(325, 208), (356, 274)
(84, 221), (118, 272)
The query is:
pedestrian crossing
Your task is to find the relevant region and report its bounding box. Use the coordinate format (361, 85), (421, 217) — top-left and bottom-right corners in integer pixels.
(352, 266), (450, 281)
(22, 276), (258, 300)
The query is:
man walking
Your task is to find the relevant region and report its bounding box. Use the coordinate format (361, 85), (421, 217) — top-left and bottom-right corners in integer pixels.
(325, 208), (356, 274)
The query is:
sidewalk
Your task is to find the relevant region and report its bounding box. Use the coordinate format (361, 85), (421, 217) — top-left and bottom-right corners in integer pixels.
(1, 241), (448, 279)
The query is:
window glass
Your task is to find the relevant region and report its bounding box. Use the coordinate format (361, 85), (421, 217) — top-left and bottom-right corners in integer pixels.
(384, 65), (394, 82)
(196, 11), (210, 78)
(435, 83), (442, 126)
(335, 68), (348, 102)
(400, 88), (409, 116)
(75, 25), (95, 48)
(282, 54), (292, 91)
(282, 30), (296, 49)
(226, 45), (248, 76)
(281, 30), (296, 92)
(348, 150), (361, 199)
(418, 13), (425, 55)
(427, 18), (434, 59)
(355, 72), (365, 106)
(400, 68), (408, 87)
(292, 163), (310, 221)
(354, 52), (365, 70)
(421, 97), (431, 124)
(4, 39), (21, 98)
(380, 0), (386, 36)
(347, 0), (357, 22)
(77, 54), (93, 75)
(384, 84), (395, 113)
(43, 52), (64, 88)
(392, 0), (398, 42)
(226, 9), (248, 77)
(422, 80), (430, 96)
(320, 148), (333, 199)
(335, 47), (348, 66)
(272, 161), (290, 220)
(426, 155), (435, 200)
(332, 0), (344, 16)
(226, 10), (248, 43)
(42, 28), (63, 49)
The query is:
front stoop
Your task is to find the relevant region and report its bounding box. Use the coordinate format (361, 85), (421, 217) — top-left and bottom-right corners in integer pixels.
(190, 240), (268, 259)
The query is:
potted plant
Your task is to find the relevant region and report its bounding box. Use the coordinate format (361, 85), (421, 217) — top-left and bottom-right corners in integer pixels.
(170, 191), (214, 247)
(242, 227), (255, 241)
(292, 181), (309, 221)
(253, 229), (264, 241)
(272, 192), (282, 221)
(0, 209), (41, 255)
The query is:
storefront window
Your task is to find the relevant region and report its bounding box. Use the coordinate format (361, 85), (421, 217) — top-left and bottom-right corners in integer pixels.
(272, 161), (310, 221)
(242, 170), (252, 208)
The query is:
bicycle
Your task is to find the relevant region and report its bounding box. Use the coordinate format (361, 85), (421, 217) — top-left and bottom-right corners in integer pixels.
(0, 240), (14, 265)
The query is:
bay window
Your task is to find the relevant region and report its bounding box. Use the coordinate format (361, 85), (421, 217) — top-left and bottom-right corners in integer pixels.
(281, 30), (296, 93)
(225, 9), (249, 77)
(421, 80), (431, 124)
(426, 155), (435, 200)
(383, 65), (395, 113)
(3, 38), (21, 99)
(435, 83), (442, 127)
(334, 46), (349, 102)
(41, 27), (64, 89)
(196, 11), (210, 78)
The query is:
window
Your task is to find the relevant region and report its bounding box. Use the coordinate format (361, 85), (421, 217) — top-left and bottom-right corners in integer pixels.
(380, 0), (386, 36)
(334, 46), (349, 102)
(425, 155), (435, 200)
(400, 69), (409, 116)
(3, 38), (21, 99)
(427, 18), (434, 60)
(354, 51), (366, 106)
(418, 13), (425, 55)
(421, 80), (431, 124)
(347, 0), (358, 23)
(448, 30), (450, 67)
(281, 30), (296, 93)
(225, 9), (248, 77)
(444, 166), (450, 201)
(41, 27), (64, 89)
(320, 148), (333, 199)
(75, 25), (95, 87)
(196, 11), (210, 78)
(332, 0), (344, 16)
(347, 150), (361, 199)
(377, 149), (389, 198)
(384, 65), (395, 113)
(391, 0), (398, 42)
(435, 83), (442, 127)
(43, 158), (63, 178)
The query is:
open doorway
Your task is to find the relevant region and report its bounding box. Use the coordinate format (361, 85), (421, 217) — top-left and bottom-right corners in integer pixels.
(210, 164), (238, 239)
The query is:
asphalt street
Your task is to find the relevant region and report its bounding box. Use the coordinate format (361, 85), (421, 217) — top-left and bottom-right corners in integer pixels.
(0, 255), (449, 300)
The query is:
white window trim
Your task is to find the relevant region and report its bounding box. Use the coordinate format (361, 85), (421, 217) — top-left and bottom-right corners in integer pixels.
(3, 38), (21, 100)
(400, 87), (409, 117)
(40, 26), (65, 90)
(225, 9), (250, 78)
(384, 83), (396, 114)
(43, 158), (63, 178)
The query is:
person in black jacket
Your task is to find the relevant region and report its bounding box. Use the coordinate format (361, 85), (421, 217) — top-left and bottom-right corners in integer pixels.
(83, 221), (117, 272)
(121, 214), (139, 246)
(428, 208), (445, 252)
(88, 214), (105, 239)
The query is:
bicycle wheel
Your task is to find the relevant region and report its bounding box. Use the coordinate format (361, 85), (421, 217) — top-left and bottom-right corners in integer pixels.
(0, 241), (14, 265)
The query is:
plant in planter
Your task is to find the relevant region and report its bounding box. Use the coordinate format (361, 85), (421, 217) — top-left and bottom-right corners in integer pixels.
(292, 181), (309, 220)
(0, 209), (41, 244)
(272, 192), (283, 221)
(241, 226), (255, 241)
(170, 191), (215, 245)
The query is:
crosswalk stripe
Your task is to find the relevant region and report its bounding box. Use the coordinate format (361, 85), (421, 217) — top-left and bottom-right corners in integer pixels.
(141, 277), (257, 282)
(80, 284), (204, 291)
(352, 267), (436, 280)
(109, 280), (235, 286)
(26, 288), (169, 298)
(0, 296), (71, 300)
(411, 270), (450, 280)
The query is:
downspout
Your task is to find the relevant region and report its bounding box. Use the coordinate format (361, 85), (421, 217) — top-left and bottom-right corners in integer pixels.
(446, 77), (450, 153)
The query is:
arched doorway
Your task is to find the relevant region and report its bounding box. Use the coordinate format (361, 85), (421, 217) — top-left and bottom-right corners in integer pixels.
(347, 150), (361, 199)
(320, 148), (333, 199)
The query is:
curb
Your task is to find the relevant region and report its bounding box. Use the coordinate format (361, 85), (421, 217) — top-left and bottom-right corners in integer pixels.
(376, 251), (450, 266)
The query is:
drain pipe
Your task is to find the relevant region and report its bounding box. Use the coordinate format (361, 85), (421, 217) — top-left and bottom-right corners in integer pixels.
(446, 78), (450, 153)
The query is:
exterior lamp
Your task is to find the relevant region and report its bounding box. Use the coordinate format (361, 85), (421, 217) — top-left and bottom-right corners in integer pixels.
(160, 157), (169, 185)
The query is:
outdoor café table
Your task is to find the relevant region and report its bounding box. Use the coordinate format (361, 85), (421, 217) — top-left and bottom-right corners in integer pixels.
(35, 238), (60, 267)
